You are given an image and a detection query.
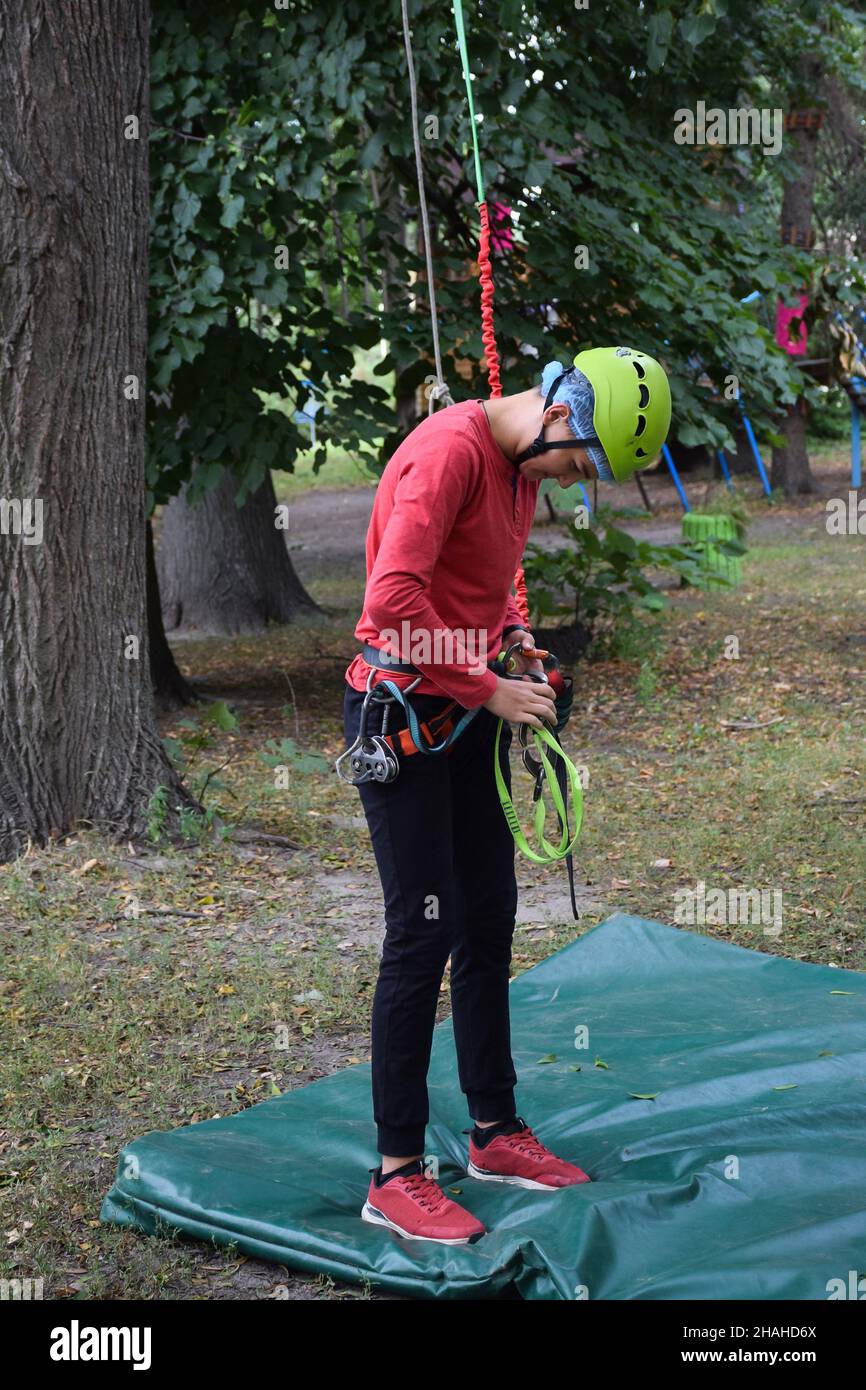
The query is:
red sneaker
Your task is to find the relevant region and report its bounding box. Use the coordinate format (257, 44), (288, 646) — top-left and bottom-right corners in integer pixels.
(361, 1161), (486, 1244)
(466, 1118), (591, 1189)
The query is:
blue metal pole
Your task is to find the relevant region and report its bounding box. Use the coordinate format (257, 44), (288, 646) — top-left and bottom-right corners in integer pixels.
(661, 444), (690, 511)
(717, 450), (734, 489)
(740, 410), (772, 496)
(852, 402), (862, 490)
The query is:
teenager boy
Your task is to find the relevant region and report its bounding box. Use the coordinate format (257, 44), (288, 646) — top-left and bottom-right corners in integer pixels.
(342, 348), (672, 1243)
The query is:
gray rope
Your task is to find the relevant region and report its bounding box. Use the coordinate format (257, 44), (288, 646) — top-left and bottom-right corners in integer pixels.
(400, 0), (454, 412)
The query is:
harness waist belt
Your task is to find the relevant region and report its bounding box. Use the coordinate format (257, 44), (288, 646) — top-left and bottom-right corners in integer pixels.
(362, 643), (421, 675)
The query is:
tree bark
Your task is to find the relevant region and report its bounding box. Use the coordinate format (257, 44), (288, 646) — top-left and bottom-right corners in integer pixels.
(0, 1), (193, 861)
(146, 519), (197, 708)
(156, 468), (319, 636)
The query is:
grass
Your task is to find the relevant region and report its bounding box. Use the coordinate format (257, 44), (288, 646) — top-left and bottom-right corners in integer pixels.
(1, 485), (864, 1299)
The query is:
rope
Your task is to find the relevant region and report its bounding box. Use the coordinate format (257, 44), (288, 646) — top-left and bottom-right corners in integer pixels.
(400, 0), (454, 411)
(512, 564), (530, 626)
(478, 201), (503, 398)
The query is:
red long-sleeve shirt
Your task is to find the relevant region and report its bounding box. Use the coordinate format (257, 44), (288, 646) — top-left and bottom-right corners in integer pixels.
(345, 399), (539, 707)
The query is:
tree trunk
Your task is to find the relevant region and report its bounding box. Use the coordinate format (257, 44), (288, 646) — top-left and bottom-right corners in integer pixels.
(146, 519), (198, 708)
(772, 397), (814, 496)
(0, 1), (192, 860)
(156, 468), (319, 636)
(772, 68), (822, 497)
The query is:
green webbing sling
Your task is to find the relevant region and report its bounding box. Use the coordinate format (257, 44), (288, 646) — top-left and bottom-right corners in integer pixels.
(493, 719), (584, 865)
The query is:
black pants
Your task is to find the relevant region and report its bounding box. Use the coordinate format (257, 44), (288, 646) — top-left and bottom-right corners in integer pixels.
(343, 682), (519, 1156)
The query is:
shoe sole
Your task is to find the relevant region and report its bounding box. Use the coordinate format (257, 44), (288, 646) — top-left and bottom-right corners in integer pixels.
(466, 1159), (590, 1189)
(361, 1200), (484, 1244)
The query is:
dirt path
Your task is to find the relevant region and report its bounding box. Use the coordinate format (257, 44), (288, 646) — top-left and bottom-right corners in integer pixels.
(286, 470), (842, 589)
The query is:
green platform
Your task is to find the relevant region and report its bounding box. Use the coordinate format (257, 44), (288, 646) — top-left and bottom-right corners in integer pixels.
(682, 510), (744, 590)
(101, 914), (866, 1300)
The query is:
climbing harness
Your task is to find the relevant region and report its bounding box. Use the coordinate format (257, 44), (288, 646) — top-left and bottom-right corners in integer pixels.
(336, 649), (483, 785)
(337, 643), (583, 919)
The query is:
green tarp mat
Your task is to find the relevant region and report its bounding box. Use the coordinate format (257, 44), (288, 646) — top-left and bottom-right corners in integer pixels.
(101, 913), (866, 1300)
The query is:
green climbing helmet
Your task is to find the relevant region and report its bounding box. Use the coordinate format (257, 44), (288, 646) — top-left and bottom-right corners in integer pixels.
(574, 346), (672, 483)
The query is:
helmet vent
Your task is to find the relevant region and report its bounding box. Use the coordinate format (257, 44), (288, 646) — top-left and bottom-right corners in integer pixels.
(635, 414), (646, 437)
(632, 360), (646, 378)
(637, 384), (649, 407)
(635, 447), (647, 457)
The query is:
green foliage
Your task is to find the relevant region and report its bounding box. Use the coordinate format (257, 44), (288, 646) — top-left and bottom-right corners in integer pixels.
(260, 738), (330, 777)
(807, 383), (859, 442)
(148, 0), (866, 508)
(148, 3), (394, 508)
(146, 785), (171, 843)
(523, 505), (715, 656)
(162, 699), (240, 817)
(260, 733), (329, 821)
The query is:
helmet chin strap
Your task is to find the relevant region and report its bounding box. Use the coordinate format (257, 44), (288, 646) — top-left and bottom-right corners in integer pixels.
(513, 369), (601, 466)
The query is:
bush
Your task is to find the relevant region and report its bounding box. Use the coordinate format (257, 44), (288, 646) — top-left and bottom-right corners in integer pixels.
(523, 505), (732, 659)
(807, 384), (857, 444)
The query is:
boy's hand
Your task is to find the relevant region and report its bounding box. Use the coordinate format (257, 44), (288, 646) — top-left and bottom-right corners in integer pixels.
(483, 675), (556, 729)
(503, 631), (544, 678)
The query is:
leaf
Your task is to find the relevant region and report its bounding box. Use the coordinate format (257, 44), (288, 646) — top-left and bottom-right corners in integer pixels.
(204, 700), (238, 732)
(647, 11), (674, 72)
(629, 1093), (658, 1100)
(679, 12), (719, 46)
(359, 127), (387, 169)
(220, 195), (245, 229)
(536, 1053), (558, 1064)
(200, 263), (225, 295)
(172, 186), (201, 231)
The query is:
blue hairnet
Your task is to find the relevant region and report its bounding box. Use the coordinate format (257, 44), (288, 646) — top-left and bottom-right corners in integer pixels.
(540, 360), (613, 481)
